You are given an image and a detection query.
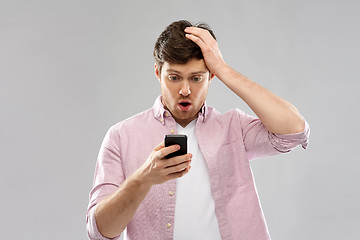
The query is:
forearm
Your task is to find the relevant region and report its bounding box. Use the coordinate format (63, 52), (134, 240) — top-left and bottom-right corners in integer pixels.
(217, 65), (305, 134)
(94, 172), (152, 238)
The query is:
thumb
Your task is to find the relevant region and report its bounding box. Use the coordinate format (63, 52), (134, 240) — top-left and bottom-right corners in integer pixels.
(154, 141), (165, 151)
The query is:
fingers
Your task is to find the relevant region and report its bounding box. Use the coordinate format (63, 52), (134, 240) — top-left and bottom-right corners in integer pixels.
(185, 33), (206, 49)
(166, 160), (191, 172)
(163, 153), (192, 168)
(166, 165), (191, 180)
(184, 27), (225, 77)
(155, 144), (180, 159)
(161, 154), (192, 179)
(184, 27), (215, 46)
(154, 141), (165, 151)
(150, 142), (192, 183)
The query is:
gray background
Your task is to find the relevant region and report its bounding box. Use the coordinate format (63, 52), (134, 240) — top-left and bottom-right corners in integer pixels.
(1, 0), (359, 239)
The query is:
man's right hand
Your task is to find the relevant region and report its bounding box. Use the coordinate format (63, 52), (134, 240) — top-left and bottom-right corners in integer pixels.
(134, 141), (192, 186)
(94, 141), (192, 238)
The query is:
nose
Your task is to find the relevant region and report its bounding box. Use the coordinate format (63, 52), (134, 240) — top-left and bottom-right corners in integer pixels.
(179, 80), (191, 96)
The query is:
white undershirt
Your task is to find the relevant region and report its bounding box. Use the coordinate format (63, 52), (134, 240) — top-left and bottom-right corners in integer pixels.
(173, 119), (222, 240)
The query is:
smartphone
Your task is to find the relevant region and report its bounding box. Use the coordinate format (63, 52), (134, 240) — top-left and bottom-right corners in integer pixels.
(164, 134), (187, 159)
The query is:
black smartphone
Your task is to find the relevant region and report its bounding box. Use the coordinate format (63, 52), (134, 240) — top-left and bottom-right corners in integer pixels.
(164, 134), (187, 159)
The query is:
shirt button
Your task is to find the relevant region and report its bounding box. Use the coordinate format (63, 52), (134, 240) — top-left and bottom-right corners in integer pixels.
(165, 112), (170, 117)
(167, 223), (172, 228)
(170, 129), (175, 134)
(169, 191), (174, 196)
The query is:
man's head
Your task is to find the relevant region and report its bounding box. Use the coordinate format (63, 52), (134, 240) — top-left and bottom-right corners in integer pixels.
(154, 20), (216, 127)
(153, 20), (216, 74)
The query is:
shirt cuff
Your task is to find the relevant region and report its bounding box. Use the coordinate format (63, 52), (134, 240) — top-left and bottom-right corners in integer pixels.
(86, 205), (121, 240)
(268, 120), (310, 152)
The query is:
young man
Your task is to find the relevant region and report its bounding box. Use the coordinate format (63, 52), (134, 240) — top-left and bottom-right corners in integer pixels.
(87, 20), (309, 240)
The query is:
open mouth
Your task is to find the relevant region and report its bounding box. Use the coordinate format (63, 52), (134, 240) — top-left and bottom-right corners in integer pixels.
(179, 102), (191, 107)
(178, 101), (192, 111)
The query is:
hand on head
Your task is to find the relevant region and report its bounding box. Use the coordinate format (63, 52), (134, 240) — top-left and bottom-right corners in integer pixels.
(184, 27), (227, 77)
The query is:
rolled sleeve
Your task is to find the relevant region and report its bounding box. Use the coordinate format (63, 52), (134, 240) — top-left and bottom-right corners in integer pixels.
(87, 206), (121, 240)
(86, 125), (124, 240)
(238, 109), (310, 160)
(268, 119), (310, 152)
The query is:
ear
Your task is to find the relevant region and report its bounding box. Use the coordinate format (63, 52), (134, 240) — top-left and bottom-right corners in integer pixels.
(209, 73), (215, 83)
(154, 63), (161, 82)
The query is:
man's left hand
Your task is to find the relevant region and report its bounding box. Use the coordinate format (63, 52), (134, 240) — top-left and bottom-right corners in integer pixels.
(185, 27), (228, 77)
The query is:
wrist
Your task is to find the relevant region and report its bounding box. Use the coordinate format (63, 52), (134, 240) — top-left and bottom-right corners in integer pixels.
(213, 63), (233, 81)
(130, 170), (153, 191)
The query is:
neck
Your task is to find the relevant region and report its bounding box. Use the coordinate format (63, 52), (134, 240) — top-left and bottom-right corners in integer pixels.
(174, 116), (197, 128)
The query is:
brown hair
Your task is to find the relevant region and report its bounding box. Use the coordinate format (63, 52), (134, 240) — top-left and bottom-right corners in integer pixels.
(153, 20), (216, 73)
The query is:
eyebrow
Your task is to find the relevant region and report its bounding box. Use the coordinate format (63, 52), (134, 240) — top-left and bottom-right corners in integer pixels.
(166, 69), (208, 75)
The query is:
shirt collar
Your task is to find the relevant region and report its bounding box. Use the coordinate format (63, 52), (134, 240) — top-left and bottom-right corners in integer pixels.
(152, 95), (208, 125)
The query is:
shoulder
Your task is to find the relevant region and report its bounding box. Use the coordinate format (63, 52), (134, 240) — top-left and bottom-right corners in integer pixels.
(110, 107), (154, 132)
(206, 106), (253, 123)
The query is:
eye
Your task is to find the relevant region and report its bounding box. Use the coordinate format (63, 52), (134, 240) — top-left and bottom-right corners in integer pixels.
(191, 75), (203, 82)
(168, 75), (181, 81)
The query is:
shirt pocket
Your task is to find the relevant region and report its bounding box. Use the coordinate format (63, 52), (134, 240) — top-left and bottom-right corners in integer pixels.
(217, 138), (252, 187)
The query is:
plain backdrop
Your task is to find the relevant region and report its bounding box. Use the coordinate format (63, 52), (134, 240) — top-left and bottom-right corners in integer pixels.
(1, 0), (359, 239)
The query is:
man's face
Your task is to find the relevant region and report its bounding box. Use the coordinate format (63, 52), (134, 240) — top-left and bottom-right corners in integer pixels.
(155, 58), (213, 127)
